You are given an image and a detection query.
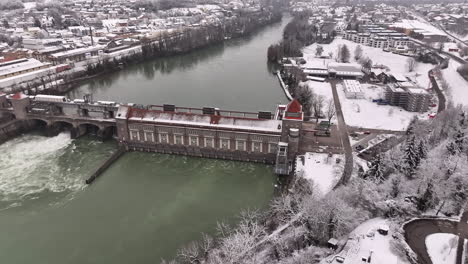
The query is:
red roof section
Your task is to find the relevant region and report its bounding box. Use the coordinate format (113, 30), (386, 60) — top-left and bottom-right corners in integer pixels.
(286, 99), (302, 113)
(11, 92), (27, 100)
(284, 99), (303, 120)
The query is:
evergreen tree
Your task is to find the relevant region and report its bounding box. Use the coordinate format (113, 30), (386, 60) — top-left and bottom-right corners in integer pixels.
(459, 111), (466, 127)
(446, 141), (458, 155)
(390, 176), (401, 198)
(340, 44), (350, 63)
(451, 177), (467, 214)
(315, 45), (324, 57)
(454, 129), (464, 152)
(365, 154), (384, 183)
(417, 181), (435, 211)
(403, 136), (420, 178)
(418, 140), (427, 160)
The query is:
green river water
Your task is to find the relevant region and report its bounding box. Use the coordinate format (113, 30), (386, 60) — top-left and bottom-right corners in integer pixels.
(0, 16), (291, 263)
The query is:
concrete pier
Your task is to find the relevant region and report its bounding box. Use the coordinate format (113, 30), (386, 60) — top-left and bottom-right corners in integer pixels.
(276, 71), (293, 101)
(85, 147), (125, 184)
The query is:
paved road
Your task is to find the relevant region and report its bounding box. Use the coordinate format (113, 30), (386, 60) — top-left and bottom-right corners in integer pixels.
(330, 80), (353, 187)
(428, 69), (446, 113)
(404, 210), (468, 264)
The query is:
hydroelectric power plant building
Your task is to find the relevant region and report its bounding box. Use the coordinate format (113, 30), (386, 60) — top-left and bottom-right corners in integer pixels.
(0, 93), (305, 175)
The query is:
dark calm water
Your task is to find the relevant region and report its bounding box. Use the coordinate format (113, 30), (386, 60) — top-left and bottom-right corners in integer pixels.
(68, 18), (289, 112)
(0, 16), (291, 264)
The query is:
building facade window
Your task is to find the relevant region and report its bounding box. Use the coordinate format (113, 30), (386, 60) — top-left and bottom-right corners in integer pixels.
(252, 141), (262, 152)
(174, 134), (184, 145)
(268, 143), (278, 154)
(236, 140), (246, 151)
(144, 131), (154, 142)
(219, 138), (230, 149)
(130, 130), (140, 141)
(204, 137), (214, 148)
(159, 133), (168, 144)
(189, 135), (199, 146)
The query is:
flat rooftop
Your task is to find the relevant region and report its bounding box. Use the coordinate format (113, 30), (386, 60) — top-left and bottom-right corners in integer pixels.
(120, 106), (283, 134)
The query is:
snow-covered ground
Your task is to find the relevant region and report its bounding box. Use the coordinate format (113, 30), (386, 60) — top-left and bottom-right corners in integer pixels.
(323, 218), (409, 264)
(336, 83), (429, 131)
(23, 2), (37, 10)
(295, 153), (344, 195)
(441, 60), (468, 106)
(302, 38), (434, 88)
(306, 80), (334, 102)
(426, 233), (458, 264)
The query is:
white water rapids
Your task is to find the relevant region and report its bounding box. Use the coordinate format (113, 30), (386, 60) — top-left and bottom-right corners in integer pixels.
(0, 132), (83, 204)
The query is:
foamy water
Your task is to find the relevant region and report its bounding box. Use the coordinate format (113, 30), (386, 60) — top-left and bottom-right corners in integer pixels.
(0, 132), (84, 203)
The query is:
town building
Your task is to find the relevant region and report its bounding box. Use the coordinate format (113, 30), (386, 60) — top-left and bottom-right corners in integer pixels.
(0, 58), (51, 80)
(343, 80), (364, 99)
(385, 83), (431, 112)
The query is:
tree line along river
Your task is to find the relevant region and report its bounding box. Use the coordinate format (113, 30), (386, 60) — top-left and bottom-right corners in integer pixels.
(0, 15), (291, 263)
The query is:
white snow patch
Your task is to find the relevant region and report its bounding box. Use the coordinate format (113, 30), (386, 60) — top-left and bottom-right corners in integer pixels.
(302, 38), (434, 89)
(306, 80), (334, 101)
(442, 60), (468, 106)
(337, 83), (427, 131)
(295, 152), (343, 195)
(324, 218), (410, 264)
(426, 233), (458, 264)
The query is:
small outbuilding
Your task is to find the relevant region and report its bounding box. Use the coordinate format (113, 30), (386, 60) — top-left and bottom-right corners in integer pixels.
(327, 238), (339, 250)
(378, 224), (389, 235)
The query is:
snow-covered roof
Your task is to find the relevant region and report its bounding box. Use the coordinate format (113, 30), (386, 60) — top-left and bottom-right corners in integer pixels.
(0, 58), (49, 77)
(127, 108), (282, 134)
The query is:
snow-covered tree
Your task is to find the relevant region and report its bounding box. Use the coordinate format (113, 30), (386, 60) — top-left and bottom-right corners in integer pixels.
(364, 154), (385, 183)
(315, 45), (324, 57)
(406, 57), (417, 72)
(340, 44), (350, 63)
(417, 140), (427, 160)
(417, 180), (436, 212)
(402, 136), (420, 179)
(354, 45), (363, 61)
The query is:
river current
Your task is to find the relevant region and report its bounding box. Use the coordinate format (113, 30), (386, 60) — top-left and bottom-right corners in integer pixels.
(0, 16), (291, 263)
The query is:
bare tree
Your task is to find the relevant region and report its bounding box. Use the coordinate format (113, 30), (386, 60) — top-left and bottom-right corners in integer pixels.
(178, 241), (201, 264)
(325, 99), (336, 129)
(312, 95), (325, 123)
(406, 57), (417, 72)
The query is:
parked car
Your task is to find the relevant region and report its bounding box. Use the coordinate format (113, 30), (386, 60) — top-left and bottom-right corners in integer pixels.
(363, 131), (371, 135)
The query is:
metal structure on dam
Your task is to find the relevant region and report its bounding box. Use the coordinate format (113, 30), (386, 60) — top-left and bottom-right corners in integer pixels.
(0, 92), (305, 176)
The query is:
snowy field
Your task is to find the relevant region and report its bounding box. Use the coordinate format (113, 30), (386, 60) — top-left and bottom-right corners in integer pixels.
(295, 153), (343, 195)
(442, 61), (468, 106)
(336, 83), (428, 131)
(302, 38), (434, 88)
(306, 80), (334, 102)
(426, 233), (459, 264)
(323, 218), (409, 264)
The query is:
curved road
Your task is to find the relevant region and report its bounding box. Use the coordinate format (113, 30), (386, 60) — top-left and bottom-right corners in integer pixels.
(404, 210), (468, 264)
(428, 69), (446, 113)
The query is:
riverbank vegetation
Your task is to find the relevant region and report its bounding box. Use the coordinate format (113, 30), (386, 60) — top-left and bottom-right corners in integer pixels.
(86, 9), (281, 76)
(267, 13), (336, 62)
(164, 105), (468, 264)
